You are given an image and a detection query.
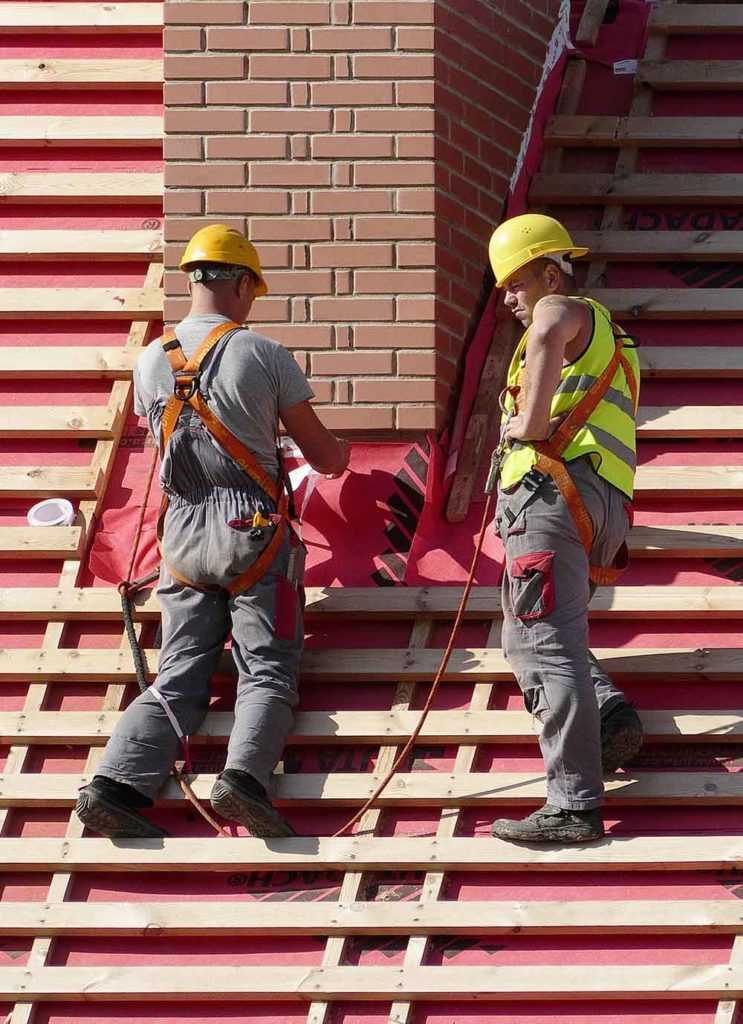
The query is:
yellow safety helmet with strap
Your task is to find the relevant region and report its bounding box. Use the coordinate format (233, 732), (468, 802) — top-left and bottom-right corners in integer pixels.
(180, 224), (269, 297)
(489, 213), (589, 288)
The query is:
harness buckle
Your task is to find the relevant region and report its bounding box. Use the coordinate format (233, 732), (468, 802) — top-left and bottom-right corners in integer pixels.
(173, 372), (201, 401)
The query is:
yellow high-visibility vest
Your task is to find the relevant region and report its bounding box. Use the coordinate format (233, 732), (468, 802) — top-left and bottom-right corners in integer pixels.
(499, 296), (640, 499)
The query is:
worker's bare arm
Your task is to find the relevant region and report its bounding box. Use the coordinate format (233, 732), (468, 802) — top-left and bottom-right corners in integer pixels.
(280, 400), (350, 477)
(505, 296), (588, 442)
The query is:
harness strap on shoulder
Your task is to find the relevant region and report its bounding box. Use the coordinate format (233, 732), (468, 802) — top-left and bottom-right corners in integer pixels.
(157, 320), (293, 595)
(526, 334), (637, 586)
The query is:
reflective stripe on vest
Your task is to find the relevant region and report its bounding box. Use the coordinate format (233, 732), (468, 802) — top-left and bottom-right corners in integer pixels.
(499, 296), (640, 499)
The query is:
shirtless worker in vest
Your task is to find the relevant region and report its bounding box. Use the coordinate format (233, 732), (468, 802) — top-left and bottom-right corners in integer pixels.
(76, 224), (349, 840)
(487, 214), (644, 845)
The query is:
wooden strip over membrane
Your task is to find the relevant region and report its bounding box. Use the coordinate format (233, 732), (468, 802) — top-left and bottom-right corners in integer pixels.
(0, 3), (163, 32)
(0, 407), (114, 439)
(0, 116), (162, 146)
(2, 900), (742, 937)
(575, 232), (743, 262)
(651, 4), (743, 33)
(0, 468), (98, 500)
(547, 116), (743, 146)
(0, 289), (162, 319)
(0, 646), (738, 682)
(0, 60), (163, 89)
(0, 230), (161, 261)
(0, 708), (738, 745)
(531, 173), (743, 204)
(639, 60), (743, 90)
(0, 172), (163, 203)
(0, 527), (84, 560)
(3, 344), (742, 377)
(1, 964), (743, 1000)
(1, 771), (740, 806)
(1, 835), (742, 872)
(6, 584), (743, 621)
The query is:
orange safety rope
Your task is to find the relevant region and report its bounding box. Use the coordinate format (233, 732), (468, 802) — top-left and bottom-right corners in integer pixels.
(332, 489), (494, 838)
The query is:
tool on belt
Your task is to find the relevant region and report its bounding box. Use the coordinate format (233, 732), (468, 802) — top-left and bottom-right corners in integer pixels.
(501, 329), (639, 586)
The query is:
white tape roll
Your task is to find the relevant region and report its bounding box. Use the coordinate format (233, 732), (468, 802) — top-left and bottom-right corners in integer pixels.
(27, 498), (75, 527)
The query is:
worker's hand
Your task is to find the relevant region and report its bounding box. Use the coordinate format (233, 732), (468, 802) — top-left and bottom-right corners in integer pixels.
(324, 437), (350, 479)
(504, 413), (565, 443)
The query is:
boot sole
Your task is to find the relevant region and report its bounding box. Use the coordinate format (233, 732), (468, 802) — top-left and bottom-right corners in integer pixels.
(492, 823), (605, 845)
(602, 719), (644, 774)
(75, 790), (169, 840)
(210, 779), (296, 838)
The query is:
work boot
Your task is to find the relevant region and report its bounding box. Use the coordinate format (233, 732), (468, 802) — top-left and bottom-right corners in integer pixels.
(210, 769), (296, 838)
(491, 804), (604, 844)
(75, 776), (169, 839)
(601, 701), (644, 774)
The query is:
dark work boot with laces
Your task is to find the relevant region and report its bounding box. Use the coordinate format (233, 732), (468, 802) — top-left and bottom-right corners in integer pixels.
(210, 769), (296, 838)
(75, 776), (169, 839)
(601, 701), (644, 774)
(491, 804), (605, 844)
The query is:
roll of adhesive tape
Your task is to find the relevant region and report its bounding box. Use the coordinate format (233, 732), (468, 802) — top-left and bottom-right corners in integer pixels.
(27, 498), (75, 528)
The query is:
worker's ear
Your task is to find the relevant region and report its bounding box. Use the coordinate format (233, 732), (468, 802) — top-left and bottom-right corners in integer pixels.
(543, 261), (562, 293)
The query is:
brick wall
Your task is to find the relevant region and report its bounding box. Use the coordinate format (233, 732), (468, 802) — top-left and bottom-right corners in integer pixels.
(164, 0), (560, 434)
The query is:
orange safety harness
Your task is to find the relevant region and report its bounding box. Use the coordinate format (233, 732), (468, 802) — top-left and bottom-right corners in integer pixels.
(508, 327), (639, 586)
(117, 319), (301, 838)
(159, 320), (295, 595)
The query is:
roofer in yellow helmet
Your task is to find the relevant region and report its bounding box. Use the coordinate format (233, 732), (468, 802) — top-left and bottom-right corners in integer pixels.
(487, 213), (643, 846)
(76, 224), (349, 841)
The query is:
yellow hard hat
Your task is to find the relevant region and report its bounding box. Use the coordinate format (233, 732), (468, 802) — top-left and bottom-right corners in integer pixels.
(179, 224), (268, 297)
(488, 213), (589, 287)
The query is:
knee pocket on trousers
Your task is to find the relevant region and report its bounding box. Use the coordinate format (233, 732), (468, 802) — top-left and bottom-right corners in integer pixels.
(523, 684), (550, 724)
(510, 549), (555, 621)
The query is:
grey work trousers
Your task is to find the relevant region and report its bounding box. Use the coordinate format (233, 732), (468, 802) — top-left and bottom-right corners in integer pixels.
(96, 531), (303, 799)
(495, 456), (630, 811)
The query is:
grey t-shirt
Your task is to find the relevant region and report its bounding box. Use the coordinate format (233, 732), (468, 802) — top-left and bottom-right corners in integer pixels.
(134, 314), (314, 480)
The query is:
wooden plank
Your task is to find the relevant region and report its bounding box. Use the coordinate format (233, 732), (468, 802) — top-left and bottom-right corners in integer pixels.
(0, 406), (114, 439)
(547, 115), (743, 147)
(531, 173), (743, 204)
(637, 405), (743, 437)
(0, 172), (162, 203)
(636, 466), (743, 496)
(0, 117), (162, 146)
(2, 770), (741, 807)
(0, 348), (139, 379)
(0, 230), (161, 262)
(717, 935), (743, 1024)
(7, 342), (739, 381)
(0, 3), (163, 33)
(2, 834), (742, 872)
(639, 60), (743, 91)
(0, 468), (97, 500)
(0, 60), (162, 89)
(1, 964), (743, 1000)
(592, 289), (743, 320)
(0, 527), (83, 560)
(575, 231), (743, 263)
(1, 708), (738, 746)
(630, 525), (743, 558)
(7, 585), (743, 622)
(2, 899), (742, 938)
(640, 346), (743, 377)
(651, 4), (743, 34)
(0, 646), (742, 683)
(574, 0), (610, 46)
(0, 288), (162, 320)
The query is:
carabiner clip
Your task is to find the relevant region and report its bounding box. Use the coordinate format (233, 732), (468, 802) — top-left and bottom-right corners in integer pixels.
(173, 372), (200, 401)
